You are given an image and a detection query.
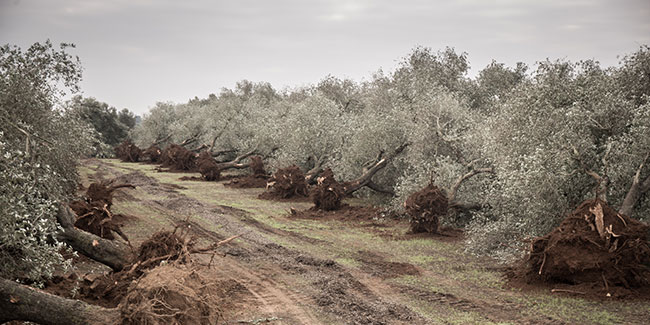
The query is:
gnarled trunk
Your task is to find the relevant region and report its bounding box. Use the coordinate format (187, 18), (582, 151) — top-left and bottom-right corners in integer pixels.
(0, 278), (119, 325)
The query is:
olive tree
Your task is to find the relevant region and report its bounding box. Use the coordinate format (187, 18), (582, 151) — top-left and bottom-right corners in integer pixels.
(466, 56), (650, 261)
(0, 41), (95, 282)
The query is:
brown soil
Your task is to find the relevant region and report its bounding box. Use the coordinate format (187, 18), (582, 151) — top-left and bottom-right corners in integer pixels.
(249, 155), (266, 176)
(514, 199), (650, 297)
(114, 139), (142, 162)
(310, 168), (345, 211)
(70, 200), (131, 240)
(119, 264), (222, 325)
(142, 145), (162, 163)
(160, 144), (198, 171)
(259, 165), (309, 200)
(404, 183), (449, 233)
(69, 180), (135, 240)
(292, 204), (385, 222)
(196, 151), (221, 181)
(356, 250), (421, 279)
(224, 174), (269, 188)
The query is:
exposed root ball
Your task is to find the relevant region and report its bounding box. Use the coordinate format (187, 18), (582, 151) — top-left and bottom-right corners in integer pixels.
(525, 199), (650, 289)
(311, 168), (344, 211)
(115, 140), (142, 162)
(249, 155), (266, 176)
(137, 231), (192, 266)
(119, 264), (221, 325)
(142, 145), (163, 163)
(263, 165), (309, 199)
(404, 184), (449, 233)
(70, 201), (129, 241)
(160, 144), (197, 171)
(197, 151), (221, 181)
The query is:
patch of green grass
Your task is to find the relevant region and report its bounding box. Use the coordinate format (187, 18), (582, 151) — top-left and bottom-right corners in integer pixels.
(519, 294), (623, 325)
(334, 257), (361, 268)
(407, 255), (447, 264)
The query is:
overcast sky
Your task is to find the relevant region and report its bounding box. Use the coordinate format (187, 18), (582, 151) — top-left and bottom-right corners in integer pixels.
(1, 0), (649, 115)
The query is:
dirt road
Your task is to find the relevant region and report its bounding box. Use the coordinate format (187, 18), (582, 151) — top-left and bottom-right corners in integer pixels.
(78, 159), (650, 324)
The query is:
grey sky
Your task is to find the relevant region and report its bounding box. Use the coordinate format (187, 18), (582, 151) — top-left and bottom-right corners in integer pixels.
(1, 0), (649, 115)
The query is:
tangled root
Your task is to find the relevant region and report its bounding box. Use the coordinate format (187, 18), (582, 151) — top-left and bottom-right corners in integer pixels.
(115, 140), (142, 162)
(524, 199), (650, 290)
(311, 168), (345, 211)
(404, 184), (449, 233)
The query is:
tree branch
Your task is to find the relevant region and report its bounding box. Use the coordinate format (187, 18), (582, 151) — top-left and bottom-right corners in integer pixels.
(344, 143), (409, 195)
(619, 151), (650, 216)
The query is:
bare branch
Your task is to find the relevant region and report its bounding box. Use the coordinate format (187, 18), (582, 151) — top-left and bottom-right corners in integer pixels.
(571, 145), (608, 201)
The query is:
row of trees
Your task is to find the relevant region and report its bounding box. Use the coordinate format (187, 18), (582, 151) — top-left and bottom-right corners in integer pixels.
(133, 45), (650, 260)
(0, 41), (138, 284)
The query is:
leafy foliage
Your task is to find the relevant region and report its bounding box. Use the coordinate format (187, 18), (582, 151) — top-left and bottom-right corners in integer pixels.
(1, 41), (94, 282)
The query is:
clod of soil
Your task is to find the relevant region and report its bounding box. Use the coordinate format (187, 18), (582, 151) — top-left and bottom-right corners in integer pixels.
(142, 145), (163, 163)
(260, 165), (309, 200)
(197, 151), (221, 181)
(119, 264), (221, 325)
(404, 183), (449, 233)
(160, 144), (198, 171)
(522, 199), (650, 293)
(114, 139), (142, 162)
(249, 155), (266, 176)
(310, 168), (345, 211)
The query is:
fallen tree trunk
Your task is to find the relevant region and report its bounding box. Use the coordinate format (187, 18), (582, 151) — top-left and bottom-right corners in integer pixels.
(344, 143), (409, 195)
(0, 277), (119, 325)
(215, 148), (257, 170)
(57, 206), (132, 271)
(619, 152), (650, 217)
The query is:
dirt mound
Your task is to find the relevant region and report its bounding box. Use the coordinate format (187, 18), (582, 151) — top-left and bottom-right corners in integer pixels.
(114, 139), (142, 162)
(310, 168), (345, 211)
(260, 165), (309, 200)
(160, 144), (197, 171)
(142, 145), (163, 163)
(224, 175), (269, 188)
(119, 264), (221, 325)
(404, 183), (449, 233)
(249, 155), (266, 176)
(197, 151), (221, 181)
(521, 199), (650, 294)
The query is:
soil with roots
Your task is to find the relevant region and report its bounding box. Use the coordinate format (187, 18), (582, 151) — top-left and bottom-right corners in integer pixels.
(142, 145), (163, 163)
(69, 180), (134, 240)
(119, 264), (222, 325)
(310, 168), (345, 211)
(514, 199), (650, 297)
(249, 155), (266, 176)
(404, 183), (449, 234)
(115, 140), (142, 162)
(259, 165), (309, 200)
(160, 144), (197, 171)
(196, 151), (221, 181)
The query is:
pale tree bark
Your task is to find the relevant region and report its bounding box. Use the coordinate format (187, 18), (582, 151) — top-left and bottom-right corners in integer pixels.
(344, 143), (409, 195)
(56, 205), (132, 271)
(619, 151), (650, 216)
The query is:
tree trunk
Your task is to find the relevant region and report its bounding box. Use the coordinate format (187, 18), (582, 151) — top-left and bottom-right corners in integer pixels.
(344, 143), (408, 195)
(0, 278), (119, 325)
(215, 148), (257, 170)
(619, 175), (650, 217)
(57, 206), (132, 271)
